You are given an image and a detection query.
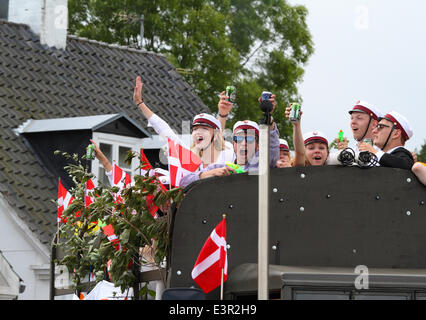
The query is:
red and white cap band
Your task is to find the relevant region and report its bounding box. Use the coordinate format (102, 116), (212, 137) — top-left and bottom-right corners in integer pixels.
(192, 113), (222, 131)
(349, 100), (383, 120)
(233, 120), (260, 136)
(303, 131), (328, 146)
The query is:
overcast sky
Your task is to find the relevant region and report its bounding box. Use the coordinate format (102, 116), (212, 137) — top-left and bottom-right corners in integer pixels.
(287, 0), (426, 151)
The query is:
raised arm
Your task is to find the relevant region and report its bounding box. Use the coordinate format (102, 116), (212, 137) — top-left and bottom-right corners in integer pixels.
(133, 76), (182, 144)
(285, 103), (305, 166)
(133, 76), (154, 120)
(90, 139), (112, 173)
(217, 91), (233, 132)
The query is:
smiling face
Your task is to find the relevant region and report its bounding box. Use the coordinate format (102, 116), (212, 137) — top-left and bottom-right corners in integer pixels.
(192, 125), (215, 150)
(350, 112), (378, 141)
(305, 142), (329, 166)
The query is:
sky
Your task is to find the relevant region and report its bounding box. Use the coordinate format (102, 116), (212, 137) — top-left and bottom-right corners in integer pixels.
(287, 0), (426, 152)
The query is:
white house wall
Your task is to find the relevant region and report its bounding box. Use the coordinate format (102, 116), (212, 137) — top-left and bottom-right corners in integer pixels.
(0, 194), (50, 300)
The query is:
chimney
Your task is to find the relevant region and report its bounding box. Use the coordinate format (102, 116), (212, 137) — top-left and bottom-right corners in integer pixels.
(7, 0), (68, 50)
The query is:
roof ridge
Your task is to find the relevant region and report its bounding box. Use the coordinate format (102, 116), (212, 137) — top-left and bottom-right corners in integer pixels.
(0, 19), (31, 30)
(67, 34), (165, 58)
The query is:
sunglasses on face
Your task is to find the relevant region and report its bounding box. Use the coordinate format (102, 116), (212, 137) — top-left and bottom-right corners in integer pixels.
(233, 135), (256, 144)
(376, 123), (392, 131)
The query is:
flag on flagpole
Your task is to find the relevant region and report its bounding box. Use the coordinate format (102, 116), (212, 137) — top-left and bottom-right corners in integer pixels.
(167, 138), (202, 187)
(57, 179), (74, 223)
(191, 217), (228, 293)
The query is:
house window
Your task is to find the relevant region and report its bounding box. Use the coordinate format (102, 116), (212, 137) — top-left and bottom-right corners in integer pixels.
(91, 132), (143, 187)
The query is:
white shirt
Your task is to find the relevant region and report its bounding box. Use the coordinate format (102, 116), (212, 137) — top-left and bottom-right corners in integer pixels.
(327, 142), (381, 166)
(147, 113), (235, 168)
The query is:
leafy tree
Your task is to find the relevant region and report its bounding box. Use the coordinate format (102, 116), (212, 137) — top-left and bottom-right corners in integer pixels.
(416, 140), (426, 163)
(54, 150), (183, 299)
(68, 0), (314, 147)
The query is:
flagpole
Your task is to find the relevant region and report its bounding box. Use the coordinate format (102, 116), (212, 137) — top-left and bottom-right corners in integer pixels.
(166, 140), (172, 191)
(258, 115), (270, 300)
(50, 178), (61, 300)
(220, 268), (224, 300)
(221, 213), (226, 300)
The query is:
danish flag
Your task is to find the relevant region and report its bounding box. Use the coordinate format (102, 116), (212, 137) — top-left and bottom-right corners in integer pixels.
(191, 217), (228, 293)
(57, 179), (75, 223)
(167, 138), (202, 187)
(85, 178), (96, 207)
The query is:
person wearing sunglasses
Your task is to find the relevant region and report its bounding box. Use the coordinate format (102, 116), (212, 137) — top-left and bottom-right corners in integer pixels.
(358, 111), (414, 170)
(180, 115), (280, 187)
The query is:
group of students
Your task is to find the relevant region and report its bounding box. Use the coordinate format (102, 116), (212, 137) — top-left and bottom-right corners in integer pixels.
(93, 76), (426, 189)
(274, 100), (426, 186)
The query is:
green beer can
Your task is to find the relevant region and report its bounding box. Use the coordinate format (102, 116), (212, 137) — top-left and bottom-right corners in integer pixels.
(226, 85), (236, 103)
(86, 144), (95, 160)
(289, 103), (301, 122)
(363, 138), (373, 146)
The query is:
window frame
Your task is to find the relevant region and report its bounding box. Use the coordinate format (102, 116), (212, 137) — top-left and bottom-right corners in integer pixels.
(90, 132), (143, 186)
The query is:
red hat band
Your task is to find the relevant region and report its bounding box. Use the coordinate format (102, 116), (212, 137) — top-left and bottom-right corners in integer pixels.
(353, 105), (378, 120)
(280, 144), (289, 151)
(304, 136), (328, 146)
(234, 125), (259, 136)
(192, 118), (219, 130)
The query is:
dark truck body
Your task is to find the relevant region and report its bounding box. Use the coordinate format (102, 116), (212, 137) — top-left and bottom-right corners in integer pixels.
(167, 166), (426, 300)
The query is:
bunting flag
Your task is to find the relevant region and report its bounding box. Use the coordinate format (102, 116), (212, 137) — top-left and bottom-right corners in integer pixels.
(191, 217), (228, 293)
(85, 178), (96, 207)
(57, 179), (74, 223)
(167, 138), (202, 187)
(102, 224), (121, 251)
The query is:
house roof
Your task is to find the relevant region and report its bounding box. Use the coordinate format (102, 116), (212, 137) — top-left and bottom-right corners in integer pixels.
(14, 112), (151, 137)
(0, 20), (209, 248)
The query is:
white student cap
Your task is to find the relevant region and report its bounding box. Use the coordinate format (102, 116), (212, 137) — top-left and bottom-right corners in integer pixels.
(279, 139), (290, 151)
(233, 120), (260, 136)
(192, 113), (222, 131)
(381, 111), (413, 141)
(348, 100), (383, 121)
(303, 131), (329, 146)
